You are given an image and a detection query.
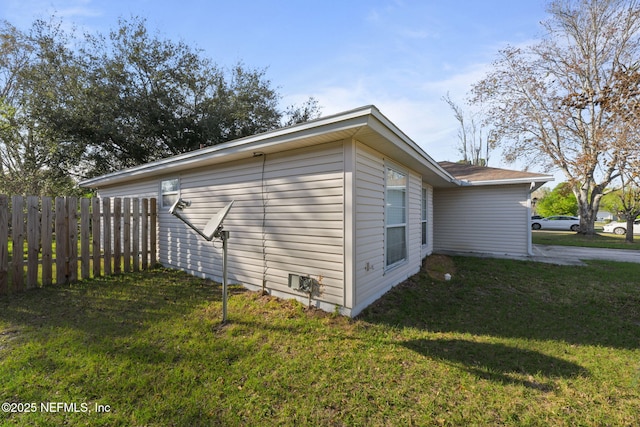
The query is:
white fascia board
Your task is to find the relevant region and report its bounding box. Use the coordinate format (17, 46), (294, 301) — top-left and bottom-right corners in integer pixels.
(458, 176), (554, 187)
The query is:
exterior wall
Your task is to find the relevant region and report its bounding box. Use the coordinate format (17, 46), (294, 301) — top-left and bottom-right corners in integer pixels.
(96, 179), (159, 200)
(433, 184), (531, 256)
(99, 141), (345, 309)
(350, 142), (432, 316)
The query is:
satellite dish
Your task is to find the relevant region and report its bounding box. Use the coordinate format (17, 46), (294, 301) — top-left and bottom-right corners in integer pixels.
(204, 201), (234, 241)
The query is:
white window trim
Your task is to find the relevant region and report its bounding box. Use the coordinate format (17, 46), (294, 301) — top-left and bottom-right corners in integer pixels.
(160, 178), (180, 208)
(384, 163), (408, 270)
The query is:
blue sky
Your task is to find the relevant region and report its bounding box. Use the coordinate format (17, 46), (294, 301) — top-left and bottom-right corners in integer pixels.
(1, 0), (555, 178)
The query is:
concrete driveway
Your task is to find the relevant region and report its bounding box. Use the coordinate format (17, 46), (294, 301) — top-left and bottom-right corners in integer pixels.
(532, 245), (640, 265)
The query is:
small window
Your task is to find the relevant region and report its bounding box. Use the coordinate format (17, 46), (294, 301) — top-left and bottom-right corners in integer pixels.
(161, 178), (179, 207)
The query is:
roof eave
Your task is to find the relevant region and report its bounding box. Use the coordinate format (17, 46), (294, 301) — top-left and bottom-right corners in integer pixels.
(80, 106), (378, 188)
(458, 176), (554, 187)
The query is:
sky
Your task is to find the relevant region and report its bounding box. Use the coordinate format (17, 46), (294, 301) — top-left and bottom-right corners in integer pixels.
(0, 0), (559, 181)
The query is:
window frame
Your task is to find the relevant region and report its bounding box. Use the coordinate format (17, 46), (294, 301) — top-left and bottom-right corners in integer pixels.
(384, 165), (408, 269)
(160, 178), (180, 208)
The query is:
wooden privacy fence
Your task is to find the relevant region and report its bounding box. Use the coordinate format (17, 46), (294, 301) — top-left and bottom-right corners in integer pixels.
(0, 195), (157, 295)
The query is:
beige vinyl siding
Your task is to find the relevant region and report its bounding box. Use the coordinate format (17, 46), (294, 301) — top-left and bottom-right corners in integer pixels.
(95, 178), (159, 199)
(433, 184), (531, 256)
(352, 142), (425, 315)
(160, 140), (345, 306)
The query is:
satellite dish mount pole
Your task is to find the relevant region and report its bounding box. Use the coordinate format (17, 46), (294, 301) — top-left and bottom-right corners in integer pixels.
(169, 199), (234, 324)
(219, 228), (229, 323)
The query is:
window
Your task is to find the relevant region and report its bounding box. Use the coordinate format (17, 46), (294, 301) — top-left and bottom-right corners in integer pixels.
(421, 187), (428, 246)
(161, 178), (179, 207)
(385, 167), (407, 267)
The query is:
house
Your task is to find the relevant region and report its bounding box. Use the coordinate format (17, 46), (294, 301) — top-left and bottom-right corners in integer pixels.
(80, 105), (551, 317)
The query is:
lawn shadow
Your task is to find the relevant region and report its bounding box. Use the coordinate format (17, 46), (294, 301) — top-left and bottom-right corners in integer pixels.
(400, 338), (589, 391)
(0, 268), (230, 347)
(359, 257), (640, 350)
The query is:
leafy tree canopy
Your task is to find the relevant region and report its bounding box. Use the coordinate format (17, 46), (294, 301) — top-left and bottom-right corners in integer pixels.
(0, 16), (321, 195)
(536, 182), (578, 217)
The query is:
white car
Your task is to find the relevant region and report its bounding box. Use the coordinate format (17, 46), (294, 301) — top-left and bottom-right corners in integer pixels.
(531, 215), (581, 231)
(602, 219), (640, 235)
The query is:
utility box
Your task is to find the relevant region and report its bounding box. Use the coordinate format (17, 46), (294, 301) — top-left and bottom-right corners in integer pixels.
(288, 273), (315, 293)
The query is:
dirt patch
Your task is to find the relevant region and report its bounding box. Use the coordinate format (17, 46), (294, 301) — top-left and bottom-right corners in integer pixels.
(422, 254), (456, 281)
(0, 329), (20, 351)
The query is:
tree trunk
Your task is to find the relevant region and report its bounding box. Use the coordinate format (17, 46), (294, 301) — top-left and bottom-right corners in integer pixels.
(574, 186), (603, 236)
(626, 217), (635, 243)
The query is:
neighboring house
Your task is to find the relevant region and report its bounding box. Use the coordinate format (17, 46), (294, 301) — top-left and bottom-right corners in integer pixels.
(80, 105), (551, 316)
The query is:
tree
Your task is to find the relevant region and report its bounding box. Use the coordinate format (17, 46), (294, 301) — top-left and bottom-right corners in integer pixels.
(536, 182), (578, 217)
(442, 93), (494, 166)
(599, 64), (640, 242)
(0, 19), (81, 196)
(601, 174), (640, 243)
(471, 0), (640, 235)
(1, 16), (322, 191)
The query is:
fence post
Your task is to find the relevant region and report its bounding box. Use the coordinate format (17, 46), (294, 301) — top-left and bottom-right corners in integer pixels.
(55, 197), (68, 285)
(26, 196), (40, 288)
(11, 196), (24, 292)
(41, 197), (53, 286)
(0, 195), (8, 294)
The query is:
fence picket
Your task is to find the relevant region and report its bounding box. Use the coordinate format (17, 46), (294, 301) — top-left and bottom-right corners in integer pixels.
(68, 197), (78, 283)
(80, 199), (90, 280)
(11, 196), (24, 292)
(92, 198), (101, 278)
(123, 198), (131, 273)
(132, 198), (140, 272)
(103, 198), (112, 276)
(0, 195), (8, 293)
(27, 196), (39, 288)
(142, 199), (148, 271)
(41, 197), (53, 286)
(0, 195), (156, 294)
(55, 197), (68, 285)
(150, 198), (157, 266)
(113, 198), (122, 275)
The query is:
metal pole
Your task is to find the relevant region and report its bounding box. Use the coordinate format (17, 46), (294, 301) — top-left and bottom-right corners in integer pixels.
(221, 230), (229, 323)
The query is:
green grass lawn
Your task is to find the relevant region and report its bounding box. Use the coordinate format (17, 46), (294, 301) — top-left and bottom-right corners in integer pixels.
(1, 259), (639, 426)
(532, 230), (640, 250)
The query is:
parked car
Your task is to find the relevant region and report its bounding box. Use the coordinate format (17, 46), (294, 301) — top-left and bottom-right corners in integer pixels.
(602, 219), (640, 235)
(531, 215), (580, 231)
